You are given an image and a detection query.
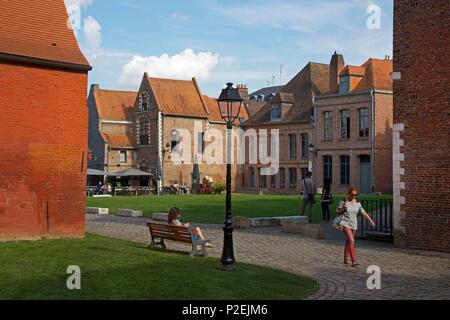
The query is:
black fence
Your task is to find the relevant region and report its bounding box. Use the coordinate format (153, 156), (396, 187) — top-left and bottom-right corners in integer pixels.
(357, 199), (393, 242)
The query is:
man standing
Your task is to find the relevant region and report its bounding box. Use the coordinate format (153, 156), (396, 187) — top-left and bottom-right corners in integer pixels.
(301, 172), (316, 223)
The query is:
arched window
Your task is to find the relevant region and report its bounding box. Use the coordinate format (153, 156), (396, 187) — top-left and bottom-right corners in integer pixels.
(171, 130), (180, 152)
(137, 116), (150, 145)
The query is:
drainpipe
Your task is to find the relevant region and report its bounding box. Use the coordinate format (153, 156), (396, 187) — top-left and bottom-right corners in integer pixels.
(370, 90), (376, 193)
(312, 96), (317, 189)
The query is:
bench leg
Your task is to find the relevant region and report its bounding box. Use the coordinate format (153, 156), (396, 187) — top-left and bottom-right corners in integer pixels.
(201, 244), (208, 257)
(160, 239), (166, 250)
(190, 243), (197, 257)
(149, 238), (155, 248)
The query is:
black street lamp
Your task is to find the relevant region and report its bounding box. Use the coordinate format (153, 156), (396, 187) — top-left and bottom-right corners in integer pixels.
(217, 82), (243, 271)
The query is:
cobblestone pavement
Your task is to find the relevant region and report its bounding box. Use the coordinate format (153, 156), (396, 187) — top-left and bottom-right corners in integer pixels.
(86, 214), (450, 300)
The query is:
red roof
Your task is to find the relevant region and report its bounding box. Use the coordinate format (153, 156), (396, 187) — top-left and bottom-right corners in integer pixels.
(93, 87), (137, 121)
(147, 76), (209, 118)
(329, 58), (393, 93)
(0, 0), (90, 69)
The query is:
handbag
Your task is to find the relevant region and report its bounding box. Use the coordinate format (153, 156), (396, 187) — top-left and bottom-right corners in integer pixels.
(333, 215), (344, 231)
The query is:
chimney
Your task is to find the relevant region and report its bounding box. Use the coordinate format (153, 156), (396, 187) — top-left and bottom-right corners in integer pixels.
(236, 84), (249, 101)
(329, 51), (345, 91)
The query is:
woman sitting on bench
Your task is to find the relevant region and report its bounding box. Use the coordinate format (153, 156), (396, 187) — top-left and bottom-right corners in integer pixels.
(168, 207), (212, 247)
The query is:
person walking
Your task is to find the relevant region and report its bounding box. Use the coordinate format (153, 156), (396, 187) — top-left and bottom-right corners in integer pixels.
(335, 187), (375, 267)
(321, 178), (332, 222)
(300, 171), (316, 223)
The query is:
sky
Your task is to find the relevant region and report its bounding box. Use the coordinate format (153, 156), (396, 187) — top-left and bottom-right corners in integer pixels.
(65, 0), (393, 97)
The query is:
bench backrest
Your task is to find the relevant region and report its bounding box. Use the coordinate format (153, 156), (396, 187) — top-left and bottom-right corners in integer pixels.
(147, 222), (193, 244)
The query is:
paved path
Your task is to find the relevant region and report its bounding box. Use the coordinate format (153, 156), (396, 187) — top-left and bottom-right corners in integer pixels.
(86, 215), (450, 300)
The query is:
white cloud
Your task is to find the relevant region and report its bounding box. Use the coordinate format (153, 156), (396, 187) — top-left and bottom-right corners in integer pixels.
(65, 0), (93, 9)
(118, 49), (220, 87)
(83, 16), (102, 52)
(171, 12), (190, 22)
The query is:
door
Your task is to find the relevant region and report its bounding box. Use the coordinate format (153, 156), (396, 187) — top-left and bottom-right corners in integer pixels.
(249, 167), (255, 189)
(359, 155), (372, 194)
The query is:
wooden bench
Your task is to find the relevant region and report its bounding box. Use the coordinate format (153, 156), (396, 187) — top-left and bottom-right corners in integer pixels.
(147, 222), (211, 257)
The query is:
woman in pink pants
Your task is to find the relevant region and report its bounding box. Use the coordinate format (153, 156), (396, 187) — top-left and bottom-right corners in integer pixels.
(336, 187), (375, 267)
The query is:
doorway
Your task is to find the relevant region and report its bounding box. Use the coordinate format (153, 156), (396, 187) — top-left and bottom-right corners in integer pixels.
(359, 155), (372, 194)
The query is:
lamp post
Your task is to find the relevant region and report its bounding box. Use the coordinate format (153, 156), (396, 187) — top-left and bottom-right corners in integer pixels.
(217, 82), (243, 271)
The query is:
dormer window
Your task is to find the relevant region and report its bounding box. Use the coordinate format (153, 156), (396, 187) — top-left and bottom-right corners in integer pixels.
(339, 76), (350, 95)
(268, 93), (276, 101)
(257, 94), (265, 102)
(270, 104), (282, 121)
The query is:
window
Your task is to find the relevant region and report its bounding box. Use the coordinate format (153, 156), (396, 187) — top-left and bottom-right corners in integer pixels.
(289, 134), (297, 160)
(138, 116), (150, 145)
(270, 104), (282, 121)
(301, 133), (309, 160)
(340, 110), (351, 139)
(324, 111), (333, 140)
(279, 168), (286, 189)
(340, 155), (350, 185)
(289, 168), (297, 189)
(171, 130), (180, 151)
(140, 92), (149, 111)
(301, 168), (309, 180)
(119, 150), (127, 163)
(270, 174), (276, 188)
(242, 173), (246, 189)
(323, 156), (333, 184)
(340, 76), (350, 94)
(249, 167), (255, 189)
(197, 132), (205, 154)
(259, 168), (267, 188)
(359, 108), (369, 138)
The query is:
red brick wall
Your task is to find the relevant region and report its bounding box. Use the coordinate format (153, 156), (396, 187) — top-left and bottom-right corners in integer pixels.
(0, 62), (88, 241)
(393, 0), (450, 252)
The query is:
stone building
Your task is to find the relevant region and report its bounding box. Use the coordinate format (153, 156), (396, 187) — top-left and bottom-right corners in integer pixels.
(313, 55), (393, 195)
(393, 0), (450, 252)
(88, 74), (248, 190)
(241, 61), (330, 194)
(0, 0), (91, 240)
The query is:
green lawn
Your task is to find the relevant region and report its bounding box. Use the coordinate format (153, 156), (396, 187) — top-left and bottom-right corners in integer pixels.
(87, 194), (393, 224)
(0, 234), (318, 300)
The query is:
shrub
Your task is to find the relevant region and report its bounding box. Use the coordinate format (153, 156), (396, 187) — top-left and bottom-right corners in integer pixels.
(214, 183), (226, 194)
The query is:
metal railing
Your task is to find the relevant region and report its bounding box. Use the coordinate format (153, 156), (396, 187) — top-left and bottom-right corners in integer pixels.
(357, 198), (393, 242)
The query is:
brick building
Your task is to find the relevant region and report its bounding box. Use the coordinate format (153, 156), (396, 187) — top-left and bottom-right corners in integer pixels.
(0, 0), (91, 240)
(313, 54), (393, 195)
(393, 0), (450, 252)
(241, 61), (330, 194)
(87, 85), (138, 177)
(88, 74), (248, 191)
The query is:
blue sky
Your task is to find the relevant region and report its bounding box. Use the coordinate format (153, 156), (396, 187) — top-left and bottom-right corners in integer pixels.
(66, 0), (393, 97)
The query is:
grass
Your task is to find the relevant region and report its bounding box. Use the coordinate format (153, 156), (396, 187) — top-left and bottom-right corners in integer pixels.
(0, 234), (318, 300)
(87, 194), (393, 224)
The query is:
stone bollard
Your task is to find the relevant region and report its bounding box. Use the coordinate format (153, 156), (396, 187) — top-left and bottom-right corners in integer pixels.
(117, 209), (143, 218)
(152, 212), (169, 222)
(86, 207), (109, 215)
(233, 216), (250, 229)
(282, 221), (325, 239)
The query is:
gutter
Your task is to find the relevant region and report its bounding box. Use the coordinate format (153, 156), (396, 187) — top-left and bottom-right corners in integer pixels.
(0, 52), (92, 72)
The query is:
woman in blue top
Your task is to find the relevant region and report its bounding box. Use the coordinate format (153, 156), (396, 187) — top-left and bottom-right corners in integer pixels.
(336, 187), (375, 267)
